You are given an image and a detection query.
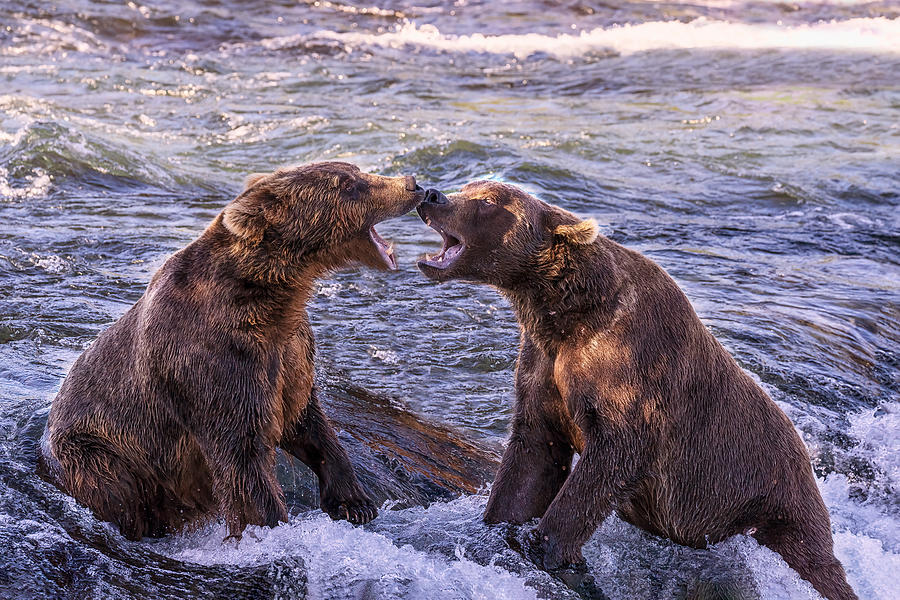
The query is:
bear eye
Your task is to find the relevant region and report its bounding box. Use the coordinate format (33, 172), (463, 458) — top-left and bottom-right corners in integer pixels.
(335, 178), (363, 201)
(475, 197), (495, 206)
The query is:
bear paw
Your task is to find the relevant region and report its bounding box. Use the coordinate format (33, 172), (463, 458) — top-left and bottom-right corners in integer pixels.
(321, 492), (378, 525)
(525, 528), (587, 572)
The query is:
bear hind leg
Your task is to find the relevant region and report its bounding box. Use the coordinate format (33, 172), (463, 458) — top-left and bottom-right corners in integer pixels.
(754, 523), (857, 600)
(53, 433), (172, 540)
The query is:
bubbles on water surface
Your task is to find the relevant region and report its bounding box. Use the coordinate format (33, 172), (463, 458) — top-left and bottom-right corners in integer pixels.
(0, 166), (52, 201)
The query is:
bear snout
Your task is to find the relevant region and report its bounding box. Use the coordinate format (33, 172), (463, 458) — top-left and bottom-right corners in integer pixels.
(423, 189), (448, 205)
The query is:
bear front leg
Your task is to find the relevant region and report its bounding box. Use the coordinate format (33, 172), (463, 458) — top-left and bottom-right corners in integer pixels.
(484, 412), (577, 524)
(533, 431), (639, 571)
(198, 430), (289, 539)
(485, 333), (579, 524)
(280, 387), (377, 524)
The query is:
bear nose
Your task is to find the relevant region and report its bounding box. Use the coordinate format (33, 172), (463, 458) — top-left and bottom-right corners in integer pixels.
(423, 188), (448, 204)
(404, 175), (417, 192)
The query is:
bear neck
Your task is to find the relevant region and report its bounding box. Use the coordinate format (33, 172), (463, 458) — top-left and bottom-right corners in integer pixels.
(182, 222), (333, 335)
(221, 256), (320, 335)
(502, 239), (625, 355)
(224, 241), (321, 291)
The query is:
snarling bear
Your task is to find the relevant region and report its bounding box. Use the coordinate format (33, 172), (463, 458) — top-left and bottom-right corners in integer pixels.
(42, 162), (423, 540)
(416, 182), (856, 600)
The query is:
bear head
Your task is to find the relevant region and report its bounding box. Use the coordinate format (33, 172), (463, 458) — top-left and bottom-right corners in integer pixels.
(222, 162), (423, 272)
(416, 181), (597, 287)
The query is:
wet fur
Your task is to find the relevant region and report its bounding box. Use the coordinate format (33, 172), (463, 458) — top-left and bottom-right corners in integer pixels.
(418, 181), (856, 600)
(42, 162), (421, 540)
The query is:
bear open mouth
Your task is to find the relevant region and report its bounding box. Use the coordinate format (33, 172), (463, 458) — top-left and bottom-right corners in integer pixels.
(369, 226), (397, 270)
(420, 228), (464, 270)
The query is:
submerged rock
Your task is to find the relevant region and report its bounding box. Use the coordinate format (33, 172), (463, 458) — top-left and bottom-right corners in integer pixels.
(277, 377), (501, 513)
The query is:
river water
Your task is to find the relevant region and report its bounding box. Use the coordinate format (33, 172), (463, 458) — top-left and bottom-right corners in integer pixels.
(1, 1), (898, 599)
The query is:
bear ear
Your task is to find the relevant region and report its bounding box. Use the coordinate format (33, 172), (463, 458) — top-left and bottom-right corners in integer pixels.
(553, 219), (599, 245)
(543, 208), (599, 246)
(223, 187), (269, 242)
(243, 172), (269, 190)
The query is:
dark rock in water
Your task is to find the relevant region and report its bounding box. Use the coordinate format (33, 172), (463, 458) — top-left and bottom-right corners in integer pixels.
(277, 377), (501, 513)
(3, 450), (309, 600)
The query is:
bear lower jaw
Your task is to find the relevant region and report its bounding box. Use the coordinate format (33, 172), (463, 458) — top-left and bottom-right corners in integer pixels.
(419, 241), (463, 271)
(369, 226), (397, 270)
(419, 227), (464, 272)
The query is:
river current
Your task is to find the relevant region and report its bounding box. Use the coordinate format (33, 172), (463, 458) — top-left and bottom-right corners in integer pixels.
(1, 1), (898, 599)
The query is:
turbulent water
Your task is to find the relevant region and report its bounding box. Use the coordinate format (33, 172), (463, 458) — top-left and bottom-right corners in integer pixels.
(1, 1), (899, 598)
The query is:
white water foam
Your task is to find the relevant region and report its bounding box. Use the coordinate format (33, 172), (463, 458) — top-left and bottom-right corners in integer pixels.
(162, 503), (539, 600)
(156, 404), (900, 599)
(302, 17), (900, 59)
(159, 451), (900, 600)
(0, 166), (51, 201)
(368, 344), (401, 365)
(818, 402), (900, 600)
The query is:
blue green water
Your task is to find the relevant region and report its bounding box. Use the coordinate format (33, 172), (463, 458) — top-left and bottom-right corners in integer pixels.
(1, 1), (898, 598)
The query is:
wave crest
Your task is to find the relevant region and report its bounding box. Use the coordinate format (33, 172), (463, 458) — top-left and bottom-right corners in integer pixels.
(308, 17), (900, 59)
(0, 119), (179, 195)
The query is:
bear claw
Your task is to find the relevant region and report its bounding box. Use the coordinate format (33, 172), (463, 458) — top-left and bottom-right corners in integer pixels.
(323, 496), (378, 525)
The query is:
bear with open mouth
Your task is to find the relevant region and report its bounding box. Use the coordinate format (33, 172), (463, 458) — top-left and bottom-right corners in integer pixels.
(41, 162), (423, 541)
(416, 182), (857, 600)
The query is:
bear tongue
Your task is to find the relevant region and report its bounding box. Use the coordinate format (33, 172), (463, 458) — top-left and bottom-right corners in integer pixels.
(369, 226), (397, 270)
(443, 243), (463, 263)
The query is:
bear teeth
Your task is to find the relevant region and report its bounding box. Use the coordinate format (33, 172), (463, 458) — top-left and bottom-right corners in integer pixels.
(424, 233), (463, 268)
(369, 226), (397, 270)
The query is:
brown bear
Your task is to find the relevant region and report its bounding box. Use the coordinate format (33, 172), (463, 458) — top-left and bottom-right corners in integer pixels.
(40, 162), (424, 541)
(416, 182), (857, 600)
